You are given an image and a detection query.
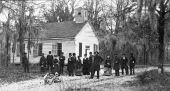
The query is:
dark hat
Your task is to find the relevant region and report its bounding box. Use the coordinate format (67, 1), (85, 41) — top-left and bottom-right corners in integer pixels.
(49, 51), (51, 54)
(95, 51), (99, 54)
(73, 53), (76, 56)
(69, 53), (72, 56)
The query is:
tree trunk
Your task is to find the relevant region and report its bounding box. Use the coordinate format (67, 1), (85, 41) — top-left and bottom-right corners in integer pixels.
(158, 15), (165, 74)
(27, 33), (30, 64)
(19, 1), (26, 65)
(6, 34), (9, 67)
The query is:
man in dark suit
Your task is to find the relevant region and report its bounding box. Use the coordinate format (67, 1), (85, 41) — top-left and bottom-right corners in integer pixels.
(114, 54), (120, 76)
(71, 53), (77, 75)
(88, 52), (93, 74)
(120, 54), (129, 75)
(22, 52), (29, 73)
(67, 53), (74, 76)
(59, 52), (65, 75)
(83, 54), (90, 75)
(129, 53), (136, 75)
(90, 51), (103, 79)
(39, 53), (47, 73)
(47, 51), (53, 72)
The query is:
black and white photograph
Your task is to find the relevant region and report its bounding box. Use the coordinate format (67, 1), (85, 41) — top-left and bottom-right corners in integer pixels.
(0, 0), (170, 91)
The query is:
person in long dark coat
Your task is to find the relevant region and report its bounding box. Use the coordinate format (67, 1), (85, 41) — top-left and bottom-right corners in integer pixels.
(67, 53), (74, 76)
(120, 54), (129, 75)
(90, 52), (103, 79)
(71, 53), (77, 76)
(114, 54), (120, 76)
(76, 56), (82, 76)
(47, 51), (53, 72)
(77, 56), (82, 70)
(88, 52), (93, 74)
(104, 56), (112, 76)
(83, 54), (90, 75)
(22, 53), (29, 73)
(59, 52), (65, 75)
(39, 53), (47, 73)
(129, 53), (136, 75)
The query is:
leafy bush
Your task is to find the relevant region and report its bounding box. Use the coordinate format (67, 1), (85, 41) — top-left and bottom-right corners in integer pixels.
(0, 65), (42, 86)
(137, 69), (170, 86)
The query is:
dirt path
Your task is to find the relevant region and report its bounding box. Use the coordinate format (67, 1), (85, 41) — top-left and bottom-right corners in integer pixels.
(0, 67), (168, 91)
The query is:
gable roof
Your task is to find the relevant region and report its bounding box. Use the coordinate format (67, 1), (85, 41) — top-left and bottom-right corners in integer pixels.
(44, 21), (87, 38)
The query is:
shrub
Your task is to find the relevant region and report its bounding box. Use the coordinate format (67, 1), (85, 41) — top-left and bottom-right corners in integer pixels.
(137, 69), (170, 86)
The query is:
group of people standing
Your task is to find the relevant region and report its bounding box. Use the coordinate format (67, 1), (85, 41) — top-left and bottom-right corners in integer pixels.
(106, 53), (136, 76)
(39, 50), (136, 79)
(24, 50), (136, 79)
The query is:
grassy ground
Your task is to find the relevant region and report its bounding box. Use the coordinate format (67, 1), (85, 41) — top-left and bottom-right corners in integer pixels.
(124, 69), (170, 91)
(0, 64), (42, 86)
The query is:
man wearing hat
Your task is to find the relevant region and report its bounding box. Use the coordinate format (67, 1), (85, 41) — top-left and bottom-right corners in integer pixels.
(88, 52), (93, 74)
(47, 51), (54, 72)
(114, 54), (120, 76)
(22, 52), (29, 73)
(67, 53), (74, 76)
(90, 51), (103, 79)
(40, 53), (47, 73)
(120, 54), (129, 75)
(59, 52), (65, 75)
(129, 53), (136, 75)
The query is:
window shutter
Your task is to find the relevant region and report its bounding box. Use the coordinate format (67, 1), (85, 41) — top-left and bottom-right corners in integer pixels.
(57, 43), (62, 56)
(38, 43), (42, 56)
(16, 43), (20, 57)
(79, 43), (82, 57)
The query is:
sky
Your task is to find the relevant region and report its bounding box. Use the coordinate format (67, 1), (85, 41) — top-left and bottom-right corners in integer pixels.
(0, 0), (134, 32)
(0, 0), (87, 23)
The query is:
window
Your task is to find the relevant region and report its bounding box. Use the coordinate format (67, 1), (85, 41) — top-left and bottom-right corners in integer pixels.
(33, 44), (38, 57)
(52, 43), (62, 56)
(79, 43), (82, 57)
(85, 45), (90, 54)
(16, 43), (25, 57)
(94, 44), (98, 52)
(57, 43), (62, 56)
(52, 44), (57, 55)
(38, 43), (43, 56)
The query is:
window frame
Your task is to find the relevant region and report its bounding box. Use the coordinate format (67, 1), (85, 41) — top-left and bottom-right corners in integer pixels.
(52, 43), (57, 55)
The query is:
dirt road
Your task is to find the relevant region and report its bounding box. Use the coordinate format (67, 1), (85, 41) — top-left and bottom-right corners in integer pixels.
(0, 67), (168, 91)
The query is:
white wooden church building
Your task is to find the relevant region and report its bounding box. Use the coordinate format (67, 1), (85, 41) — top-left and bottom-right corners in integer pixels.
(11, 7), (99, 64)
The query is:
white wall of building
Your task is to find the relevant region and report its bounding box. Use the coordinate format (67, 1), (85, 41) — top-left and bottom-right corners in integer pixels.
(75, 22), (99, 58)
(10, 39), (75, 64)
